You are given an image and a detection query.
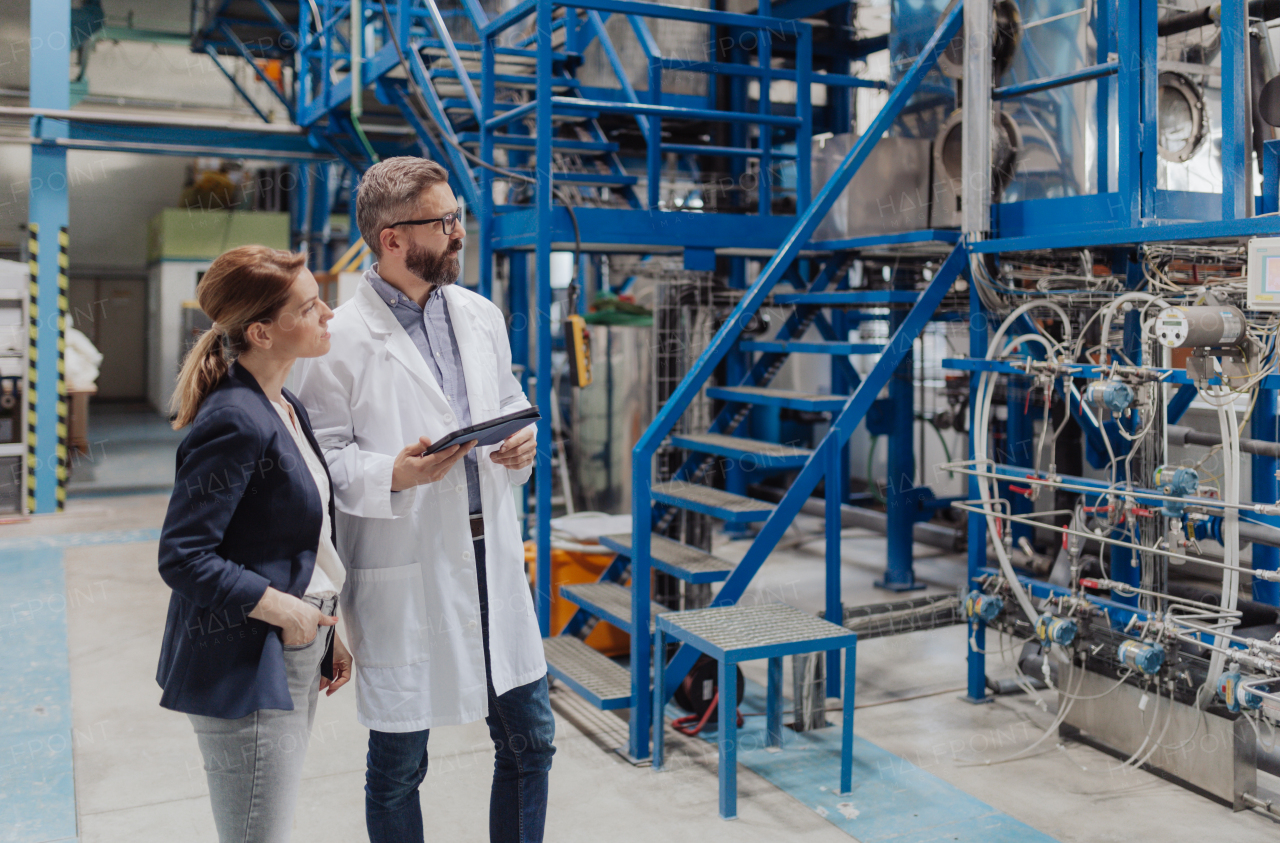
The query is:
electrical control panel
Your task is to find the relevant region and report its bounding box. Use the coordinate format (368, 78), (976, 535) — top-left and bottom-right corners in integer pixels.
(1246, 236), (1280, 311)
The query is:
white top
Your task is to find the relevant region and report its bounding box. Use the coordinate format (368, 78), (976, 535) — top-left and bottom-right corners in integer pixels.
(271, 398), (345, 597)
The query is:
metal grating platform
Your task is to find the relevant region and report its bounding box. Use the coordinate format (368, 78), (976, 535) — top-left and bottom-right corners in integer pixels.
(559, 581), (665, 631)
(543, 636), (632, 709)
(671, 432), (812, 459)
(651, 482), (775, 514)
(661, 603), (851, 652)
(599, 533), (735, 583)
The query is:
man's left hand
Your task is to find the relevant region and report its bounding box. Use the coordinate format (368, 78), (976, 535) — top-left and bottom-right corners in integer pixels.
(492, 425), (536, 470)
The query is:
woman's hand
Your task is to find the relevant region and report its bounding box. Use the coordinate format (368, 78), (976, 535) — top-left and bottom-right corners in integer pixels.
(321, 632), (353, 696)
(248, 587), (338, 646)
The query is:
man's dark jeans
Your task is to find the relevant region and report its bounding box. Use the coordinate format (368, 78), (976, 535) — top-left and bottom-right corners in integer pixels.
(365, 538), (556, 843)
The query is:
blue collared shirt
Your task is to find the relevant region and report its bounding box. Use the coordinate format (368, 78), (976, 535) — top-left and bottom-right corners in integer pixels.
(366, 268), (482, 515)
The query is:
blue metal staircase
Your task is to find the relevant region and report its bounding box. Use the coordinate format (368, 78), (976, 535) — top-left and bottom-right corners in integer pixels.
(535, 3), (969, 762)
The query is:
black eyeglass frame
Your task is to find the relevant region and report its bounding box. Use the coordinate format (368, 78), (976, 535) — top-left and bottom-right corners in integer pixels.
(385, 207), (463, 235)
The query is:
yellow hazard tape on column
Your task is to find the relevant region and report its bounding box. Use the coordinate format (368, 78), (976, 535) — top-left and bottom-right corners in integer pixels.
(55, 227), (68, 509)
(25, 223), (37, 513)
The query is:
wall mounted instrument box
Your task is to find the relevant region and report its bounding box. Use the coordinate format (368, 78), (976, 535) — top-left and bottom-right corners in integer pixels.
(1247, 237), (1280, 311)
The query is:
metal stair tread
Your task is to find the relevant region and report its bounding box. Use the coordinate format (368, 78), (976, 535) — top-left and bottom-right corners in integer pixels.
(599, 533), (735, 583)
(542, 637), (631, 709)
(773, 290), (920, 305)
(707, 385), (848, 411)
(651, 482), (775, 517)
(559, 581), (664, 631)
(739, 339), (886, 355)
(670, 432), (812, 460)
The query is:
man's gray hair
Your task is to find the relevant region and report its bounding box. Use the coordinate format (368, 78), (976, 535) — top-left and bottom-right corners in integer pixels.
(356, 156), (450, 258)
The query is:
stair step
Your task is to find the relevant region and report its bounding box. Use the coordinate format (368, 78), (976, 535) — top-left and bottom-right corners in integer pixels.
(559, 581), (665, 633)
(420, 43), (583, 68)
(650, 482), (775, 524)
(599, 533), (735, 584)
(706, 385), (848, 412)
(504, 169), (638, 186)
(739, 340), (886, 355)
(443, 99), (587, 123)
(456, 133), (619, 155)
(542, 636), (632, 710)
(428, 68), (577, 92)
(773, 291), (919, 306)
(669, 432), (812, 469)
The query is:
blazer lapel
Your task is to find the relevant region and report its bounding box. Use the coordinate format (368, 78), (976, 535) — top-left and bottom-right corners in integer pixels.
(353, 280), (453, 415)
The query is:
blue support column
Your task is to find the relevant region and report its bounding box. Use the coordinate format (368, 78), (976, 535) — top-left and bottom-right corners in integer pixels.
(1006, 373), (1033, 545)
(1252, 388), (1280, 606)
(757, 10), (772, 216)
(509, 251), (532, 537)
(964, 268), (991, 703)
(1138, 0), (1157, 219)
(878, 270), (922, 591)
(308, 162), (332, 269)
(1115, 0), (1141, 226)
(535, 0), (554, 636)
(1094, 0), (1111, 194)
(479, 35), (495, 301)
(27, 0), (71, 514)
(825, 438), (843, 696)
(1221, 0), (1248, 221)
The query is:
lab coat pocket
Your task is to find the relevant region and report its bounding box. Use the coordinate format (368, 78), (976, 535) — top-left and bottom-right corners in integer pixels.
(341, 565), (431, 668)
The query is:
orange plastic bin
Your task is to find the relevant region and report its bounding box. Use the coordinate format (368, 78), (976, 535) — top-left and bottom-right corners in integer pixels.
(525, 540), (631, 657)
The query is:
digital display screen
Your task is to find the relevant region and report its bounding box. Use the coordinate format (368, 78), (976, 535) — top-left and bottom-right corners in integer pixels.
(1267, 256), (1280, 292)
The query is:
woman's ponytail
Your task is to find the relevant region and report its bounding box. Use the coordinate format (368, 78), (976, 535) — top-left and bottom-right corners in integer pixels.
(169, 327), (231, 429)
(167, 246), (305, 429)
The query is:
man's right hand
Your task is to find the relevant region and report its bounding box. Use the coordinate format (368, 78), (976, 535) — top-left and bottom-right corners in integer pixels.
(391, 437), (476, 491)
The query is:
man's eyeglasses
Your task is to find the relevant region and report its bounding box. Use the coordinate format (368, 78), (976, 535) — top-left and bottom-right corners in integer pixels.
(386, 208), (462, 236)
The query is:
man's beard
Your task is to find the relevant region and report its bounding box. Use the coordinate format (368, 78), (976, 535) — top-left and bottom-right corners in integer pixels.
(406, 240), (462, 287)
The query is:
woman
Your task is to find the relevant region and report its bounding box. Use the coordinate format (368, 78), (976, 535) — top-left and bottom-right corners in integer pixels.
(156, 245), (353, 843)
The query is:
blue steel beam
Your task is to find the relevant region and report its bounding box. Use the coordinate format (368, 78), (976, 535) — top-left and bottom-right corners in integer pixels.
(218, 21), (296, 119)
(993, 61), (1118, 100)
(203, 44), (274, 122)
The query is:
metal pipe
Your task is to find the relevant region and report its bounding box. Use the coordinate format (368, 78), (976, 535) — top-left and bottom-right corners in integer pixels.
(0, 135), (335, 161)
(993, 61), (1119, 101)
(1167, 423), (1280, 458)
(747, 484), (965, 552)
(1158, 2), (1280, 38)
(0, 105), (304, 134)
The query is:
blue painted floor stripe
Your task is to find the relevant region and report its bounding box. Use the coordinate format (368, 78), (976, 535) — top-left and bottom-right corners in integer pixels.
(0, 548), (77, 843)
(671, 681), (1058, 842)
(0, 528), (160, 553)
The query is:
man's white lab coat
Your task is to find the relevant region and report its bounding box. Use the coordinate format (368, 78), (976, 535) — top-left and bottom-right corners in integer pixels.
(294, 279), (544, 732)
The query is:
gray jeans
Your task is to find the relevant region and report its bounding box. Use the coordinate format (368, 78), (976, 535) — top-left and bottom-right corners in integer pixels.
(188, 594), (337, 843)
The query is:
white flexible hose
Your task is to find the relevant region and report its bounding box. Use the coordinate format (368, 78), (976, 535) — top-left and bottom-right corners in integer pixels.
(1204, 391), (1242, 702)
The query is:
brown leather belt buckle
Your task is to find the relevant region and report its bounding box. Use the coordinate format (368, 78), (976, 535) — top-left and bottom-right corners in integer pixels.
(469, 516), (484, 539)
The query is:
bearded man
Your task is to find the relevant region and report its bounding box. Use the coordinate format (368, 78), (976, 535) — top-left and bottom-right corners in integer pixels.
(294, 157), (553, 843)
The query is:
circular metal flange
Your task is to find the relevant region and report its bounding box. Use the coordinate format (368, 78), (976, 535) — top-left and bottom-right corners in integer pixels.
(1157, 70), (1208, 163)
(937, 0), (1023, 82)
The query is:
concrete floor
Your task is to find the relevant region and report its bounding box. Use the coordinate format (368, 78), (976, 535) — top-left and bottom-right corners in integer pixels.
(9, 495), (1280, 842)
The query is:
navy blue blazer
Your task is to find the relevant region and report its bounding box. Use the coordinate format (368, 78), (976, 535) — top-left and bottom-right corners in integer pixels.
(156, 362), (337, 719)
